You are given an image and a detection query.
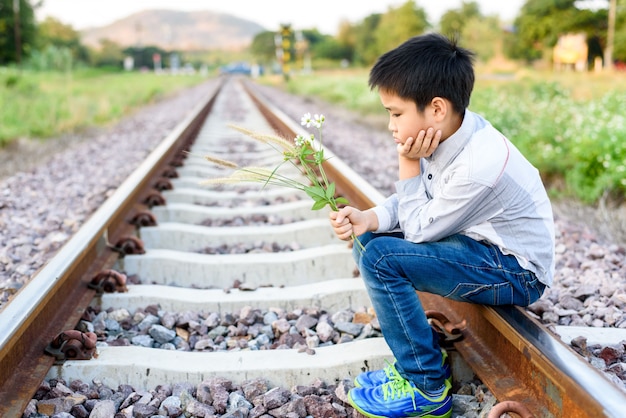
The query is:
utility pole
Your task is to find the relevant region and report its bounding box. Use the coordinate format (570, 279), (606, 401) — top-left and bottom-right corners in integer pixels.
(274, 24), (293, 81)
(604, 0), (616, 70)
(13, 0), (21, 66)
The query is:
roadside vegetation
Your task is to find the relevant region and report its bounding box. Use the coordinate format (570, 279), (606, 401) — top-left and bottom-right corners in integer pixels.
(0, 68), (206, 144)
(271, 69), (626, 205)
(1, 0), (625, 207)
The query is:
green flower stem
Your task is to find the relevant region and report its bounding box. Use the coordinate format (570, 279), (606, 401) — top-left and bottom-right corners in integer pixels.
(205, 115), (366, 253)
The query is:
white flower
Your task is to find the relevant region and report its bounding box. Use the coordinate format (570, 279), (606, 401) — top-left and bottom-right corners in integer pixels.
(313, 114), (325, 129)
(300, 113), (313, 128)
(294, 134), (309, 147)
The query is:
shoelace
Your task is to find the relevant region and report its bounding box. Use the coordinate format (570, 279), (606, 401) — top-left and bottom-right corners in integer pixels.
(381, 374), (418, 411)
(382, 360), (399, 380)
(383, 350), (448, 379)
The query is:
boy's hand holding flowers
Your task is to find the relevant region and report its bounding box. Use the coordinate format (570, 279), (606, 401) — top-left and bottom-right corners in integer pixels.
(329, 206), (378, 243)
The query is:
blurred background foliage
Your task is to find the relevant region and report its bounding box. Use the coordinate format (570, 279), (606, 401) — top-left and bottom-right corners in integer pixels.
(1, 0), (624, 70)
(0, 0), (625, 205)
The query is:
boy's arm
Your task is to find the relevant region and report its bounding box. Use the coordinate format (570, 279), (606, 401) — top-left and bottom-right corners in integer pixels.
(398, 157), (421, 180)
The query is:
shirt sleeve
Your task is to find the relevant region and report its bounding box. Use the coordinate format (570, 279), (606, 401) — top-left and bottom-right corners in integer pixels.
(371, 175), (427, 234)
(396, 171), (503, 243)
(372, 194), (398, 233)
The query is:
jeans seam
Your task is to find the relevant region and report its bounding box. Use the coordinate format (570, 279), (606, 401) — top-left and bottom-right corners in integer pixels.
(445, 281), (513, 304)
(387, 252), (514, 273)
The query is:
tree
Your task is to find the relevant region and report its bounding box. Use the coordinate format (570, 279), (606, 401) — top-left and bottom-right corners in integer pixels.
(437, 1), (503, 63)
(0, 0), (37, 65)
(508, 0), (608, 62)
(439, 1), (481, 39)
(89, 39), (124, 68)
(604, 0), (617, 68)
(28, 44), (72, 71)
(573, 0), (626, 68)
(123, 45), (168, 69)
(335, 19), (356, 63)
(310, 36), (352, 61)
(250, 30), (278, 66)
(613, 1), (626, 63)
(37, 17), (90, 64)
(352, 13), (382, 65)
(373, 1), (429, 56)
(461, 16), (503, 62)
(295, 28), (350, 61)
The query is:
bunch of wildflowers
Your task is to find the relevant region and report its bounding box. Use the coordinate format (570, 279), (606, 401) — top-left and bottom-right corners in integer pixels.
(202, 113), (364, 251)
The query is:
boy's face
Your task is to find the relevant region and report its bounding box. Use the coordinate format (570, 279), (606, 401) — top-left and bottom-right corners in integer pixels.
(379, 89), (436, 146)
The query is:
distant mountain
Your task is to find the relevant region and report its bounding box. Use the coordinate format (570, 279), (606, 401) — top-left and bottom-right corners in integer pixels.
(80, 9), (266, 51)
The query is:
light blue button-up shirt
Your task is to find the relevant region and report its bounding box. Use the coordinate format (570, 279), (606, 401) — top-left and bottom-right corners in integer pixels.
(373, 110), (555, 286)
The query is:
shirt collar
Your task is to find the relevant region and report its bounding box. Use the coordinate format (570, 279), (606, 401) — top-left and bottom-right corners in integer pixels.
(426, 109), (475, 167)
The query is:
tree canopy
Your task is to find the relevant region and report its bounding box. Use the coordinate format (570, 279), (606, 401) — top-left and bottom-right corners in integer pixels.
(38, 17), (88, 59)
(373, 1), (429, 56)
(438, 1), (502, 63)
(0, 0), (37, 65)
(439, 1), (481, 39)
(510, 0), (612, 62)
(3, 0), (626, 71)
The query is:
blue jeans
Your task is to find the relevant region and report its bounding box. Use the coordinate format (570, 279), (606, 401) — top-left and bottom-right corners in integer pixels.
(354, 232), (545, 392)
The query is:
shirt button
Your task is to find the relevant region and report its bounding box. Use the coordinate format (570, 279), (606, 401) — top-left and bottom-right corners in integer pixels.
(429, 217), (434, 223)
(427, 174), (433, 180)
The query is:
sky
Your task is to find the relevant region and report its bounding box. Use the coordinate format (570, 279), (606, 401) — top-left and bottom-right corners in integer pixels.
(36, 0), (525, 35)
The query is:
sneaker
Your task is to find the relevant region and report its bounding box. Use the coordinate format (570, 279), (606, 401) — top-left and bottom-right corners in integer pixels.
(348, 376), (452, 418)
(355, 350), (451, 388)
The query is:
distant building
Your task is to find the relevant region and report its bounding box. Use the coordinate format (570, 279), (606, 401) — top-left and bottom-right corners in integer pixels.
(553, 33), (588, 72)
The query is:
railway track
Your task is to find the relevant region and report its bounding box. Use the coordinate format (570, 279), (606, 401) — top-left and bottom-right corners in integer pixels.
(1, 76), (626, 417)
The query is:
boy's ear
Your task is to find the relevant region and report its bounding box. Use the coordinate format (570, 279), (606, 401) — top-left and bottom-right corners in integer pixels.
(430, 97), (448, 122)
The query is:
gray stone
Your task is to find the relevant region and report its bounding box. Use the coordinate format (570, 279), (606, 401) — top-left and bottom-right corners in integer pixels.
(88, 400), (117, 418)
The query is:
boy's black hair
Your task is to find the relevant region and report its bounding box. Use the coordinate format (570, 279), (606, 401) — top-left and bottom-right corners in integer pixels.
(369, 33), (475, 115)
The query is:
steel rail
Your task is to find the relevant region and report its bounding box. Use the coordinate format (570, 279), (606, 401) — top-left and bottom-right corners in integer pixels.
(243, 79), (626, 418)
(0, 82), (222, 417)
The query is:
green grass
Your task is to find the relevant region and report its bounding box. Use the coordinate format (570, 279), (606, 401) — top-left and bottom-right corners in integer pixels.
(0, 68), (208, 146)
(262, 69), (626, 204)
(3, 66), (624, 205)
(284, 70), (381, 116)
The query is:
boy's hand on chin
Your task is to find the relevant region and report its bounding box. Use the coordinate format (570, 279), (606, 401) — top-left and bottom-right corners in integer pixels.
(398, 127), (442, 160)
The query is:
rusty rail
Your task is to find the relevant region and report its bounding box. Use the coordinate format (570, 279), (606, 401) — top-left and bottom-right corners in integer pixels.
(0, 82), (221, 417)
(244, 79), (626, 418)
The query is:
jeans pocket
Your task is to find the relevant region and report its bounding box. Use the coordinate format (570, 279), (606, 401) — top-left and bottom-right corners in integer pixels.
(525, 275), (546, 305)
(445, 282), (514, 305)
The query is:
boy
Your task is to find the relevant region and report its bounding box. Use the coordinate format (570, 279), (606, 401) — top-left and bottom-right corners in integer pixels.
(329, 33), (555, 418)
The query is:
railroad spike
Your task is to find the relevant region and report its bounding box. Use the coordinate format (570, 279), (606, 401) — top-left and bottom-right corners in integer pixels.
(154, 177), (173, 191)
(109, 236), (146, 256)
(143, 190), (166, 207)
(169, 156), (184, 167)
(45, 330), (98, 362)
(129, 210), (158, 228)
(88, 269), (128, 293)
(426, 310), (467, 346)
(161, 166), (179, 178)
